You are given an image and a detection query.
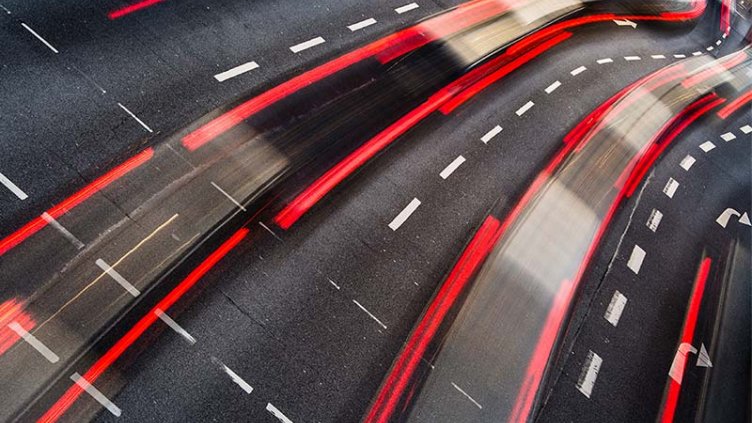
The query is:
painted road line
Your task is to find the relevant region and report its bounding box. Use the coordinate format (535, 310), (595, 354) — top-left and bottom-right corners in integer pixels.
(440, 155), (466, 179)
(212, 357), (253, 394)
(692, 51), (702, 56)
(8, 322), (59, 363)
(155, 308), (196, 345)
(570, 65), (587, 76)
(679, 155), (696, 171)
(0, 172), (28, 200)
(740, 125), (752, 134)
(627, 245), (646, 274)
(699, 141), (716, 152)
(266, 403), (293, 423)
(576, 350), (602, 398)
(211, 182), (247, 212)
(647, 209), (663, 232)
(389, 198), (420, 231)
(481, 125), (502, 143)
(674, 54), (687, 59)
(96, 259), (140, 297)
(663, 178), (679, 198)
(71, 373), (121, 417)
(451, 382), (483, 409)
(289, 36), (325, 53)
(706, 46), (714, 51)
(596, 58), (613, 64)
(395, 2), (419, 14)
(544, 80), (561, 94)
(651, 54), (667, 59)
(258, 221), (283, 241)
(328, 278), (341, 290)
(515, 101), (535, 116)
(214, 61), (259, 82)
(353, 299), (387, 329)
(41, 212), (84, 249)
(348, 18), (377, 31)
(624, 56), (641, 61)
(118, 103), (153, 133)
(604, 291), (627, 327)
(720, 132), (736, 142)
(716, 39), (722, 45)
(21, 23), (58, 53)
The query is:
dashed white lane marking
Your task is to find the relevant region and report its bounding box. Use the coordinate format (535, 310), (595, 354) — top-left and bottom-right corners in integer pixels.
(646, 208), (663, 232)
(544, 80), (561, 94)
(716, 39), (722, 46)
(0, 171), (28, 200)
(624, 56), (641, 61)
(117, 103), (153, 133)
(740, 125), (752, 134)
(679, 155), (696, 171)
(692, 51), (703, 56)
(706, 46), (714, 51)
(21, 23), (58, 53)
(451, 382), (483, 409)
(663, 178), (679, 199)
(515, 101), (535, 116)
(8, 322), (59, 363)
(348, 17), (377, 31)
(440, 155), (466, 179)
(395, 2), (419, 14)
(211, 357), (253, 394)
(604, 290), (627, 327)
(720, 132), (736, 142)
(699, 140), (716, 152)
(328, 278), (341, 290)
(627, 245), (646, 274)
(96, 259), (140, 297)
(576, 350), (602, 398)
(71, 373), (121, 417)
(41, 212), (84, 249)
(0, 4), (11, 14)
(266, 403), (293, 423)
(353, 299), (387, 329)
(211, 181), (247, 212)
(214, 61), (259, 82)
(389, 198), (420, 231)
(481, 125), (502, 143)
(155, 308), (196, 345)
(289, 36), (325, 53)
(674, 54), (687, 59)
(723, 33), (728, 39)
(570, 65), (587, 76)
(596, 58), (613, 64)
(651, 54), (667, 59)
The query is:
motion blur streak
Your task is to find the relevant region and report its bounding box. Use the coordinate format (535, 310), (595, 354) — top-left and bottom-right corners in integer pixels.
(717, 89), (752, 119)
(0, 299), (35, 357)
(720, 0), (732, 34)
(107, 0), (167, 20)
(681, 50), (747, 88)
(37, 228), (249, 423)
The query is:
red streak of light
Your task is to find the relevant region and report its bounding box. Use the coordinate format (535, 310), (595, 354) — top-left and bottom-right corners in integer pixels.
(0, 299), (35, 356)
(37, 228), (249, 423)
(682, 50), (747, 88)
(717, 89), (752, 119)
(720, 0), (732, 35)
(108, 0), (166, 20)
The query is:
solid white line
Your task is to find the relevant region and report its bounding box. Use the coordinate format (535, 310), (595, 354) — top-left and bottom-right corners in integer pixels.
(353, 299), (387, 329)
(155, 308), (196, 345)
(604, 291), (627, 327)
(627, 245), (646, 274)
(720, 132), (736, 142)
(328, 278), (341, 290)
(740, 125), (752, 134)
(624, 56), (641, 61)
(211, 182), (247, 212)
(21, 23), (58, 53)
(646, 208), (663, 232)
(212, 358), (253, 394)
(289, 36), (325, 53)
(480, 125), (502, 143)
(266, 403), (293, 423)
(544, 80), (561, 94)
(8, 322), (59, 363)
(71, 373), (121, 417)
(395, 2), (419, 14)
(679, 155), (696, 171)
(699, 141), (716, 152)
(41, 212), (84, 249)
(117, 103), (153, 133)
(674, 54), (687, 59)
(348, 18), (377, 31)
(576, 350), (602, 398)
(451, 382), (483, 409)
(651, 54), (667, 59)
(570, 65), (587, 76)
(692, 51), (702, 56)
(596, 58), (613, 64)
(663, 177), (679, 198)
(440, 155), (466, 179)
(96, 258), (140, 297)
(0, 172), (28, 200)
(516, 101), (535, 116)
(214, 61), (259, 82)
(258, 221), (282, 241)
(388, 198), (420, 231)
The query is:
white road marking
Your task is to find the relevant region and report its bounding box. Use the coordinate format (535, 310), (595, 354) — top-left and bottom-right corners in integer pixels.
(651, 54), (667, 59)
(679, 154), (696, 171)
(348, 18), (377, 31)
(117, 103), (153, 133)
(154, 308), (196, 345)
(353, 299), (387, 329)
(716, 208), (749, 228)
(544, 80), (561, 94)
(669, 343), (696, 384)
(612, 19), (636, 28)
(440, 155), (466, 179)
(328, 278), (340, 290)
(716, 39), (722, 46)
(663, 177), (679, 198)
(627, 245), (646, 274)
(624, 56), (641, 61)
(289, 36), (325, 53)
(596, 58), (613, 64)
(41, 212), (84, 249)
(576, 350), (602, 398)
(71, 373), (121, 417)
(211, 357), (253, 394)
(451, 382), (483, 409)
(699, 140), (716, 152)
(96, 259), (140, 297)
(214, 61), (259, 82)
(515, 101), (535, 116)
(740, 125), (752, 134)
(570, 65), (587, 76)
(266, 403), (293, 423)
(723, 33), (728, 39)
(697, 343), (712, 367)
(395, 2), (419, 14)
(720, 132), (736, 142)
(646, 209), (663, 232)
(0, 4), (11, 14)
(258, 222), (282, 242)
(692, 51), (702, 56)
(706, 46), (714, 51)
(674, 54), (687, 59)
(389, 198), (420, 231)
(480, 125), (502, 143)
(21, 23), (58, 53)
(8, 322), (59, 363)
(211, 182), (247, 212)
(604, 291), (627, 327)
(0, 172), (28, 200)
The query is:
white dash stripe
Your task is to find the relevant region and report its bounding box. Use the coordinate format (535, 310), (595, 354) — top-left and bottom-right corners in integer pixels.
(212, 358), (253, 394)
(41, 212), (84, 249)
(212, 182), (247, 211)
(451, 382), (483, 409)
(720, 132), (736, 142)
(481, 125), (502, 143)
(716, 40), (722, 45)
(155, 308), (196, 345)
(706, 46), (714, 51)
(395, 2), (419, 14)
(0, 172), (28, 200)
(723, 33), (728, 39)
(96, 259), (140, 297)
(570, 65), (587, 76)
(692, 51), (703, 56)
(118, 103), (153, 133)
(596, 58), (613, 64)
(699, 140), (716, 152)
(544, 80), (561, 94)
(646, 209), (663, 232)
(214, 61), (259, 82)
(663, 178), (679, 198)
(651, 54), (667, 59)
(576, 350), (602, 398)
(604, 290), (627, 327)
(516, 101), (534, 116)
(740, 125), (752, 134)
(674, 54), (687, 59)
(624, 56), (641, 61)
(71, 373), (121, 417)
(389, 198), (420, 231)
(348, 18), (377, 31)
(440, 155), (466, 179)
(8, 322), (59, 363)
(21, 23), (58, 53)
(266, 403), (293, 423)
(290, 36), (325, 53)
(679, 155), (696, 171)
(627, 245), (646, 274)
(353, 300), (387, 329)
(328, 278), (341, 290)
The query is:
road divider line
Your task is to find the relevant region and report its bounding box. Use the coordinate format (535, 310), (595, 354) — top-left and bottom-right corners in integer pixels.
(699, 140), (716, 152)
(674, 54), (687, 59)
(720, 132), (736, 141)
(481, 125), (502, 143)
(328, 278), (341, 290)
(214, 61), (259, 82)
(211, 182), (247, 212)
(647, 209), (663, 232)
(663, 177), (679, 198)
(451, 382), (483, 409)
(388, 198), (420, 231)
(544, 80), (561, 94)
(70, 373), (121, 417)
(96, 259), (141, 297)
(596, 58), (613, 64)
(651, 54), (667, 59)
(679, 155), (696, 171)
(353, 300), (387, 329)
(395, 2), (419, 14)
(706, 46), (714, 51)
(211, 357), (253, 394)
(41, 212), (84, 249)
(740, 125), (752, 134)
(8, 321), (59, 363)
(570, 65), (587, 76)
(716, 40), (722, 45)
(516, 101), (534, 116)
(604, 291), (627, 327)
(692, 51), (703, 56)
(348, 18), (377, 31)
(117, 103), (153, 133)
(624, 56), (641, 61)
(154, 308), (196, 345)
(576, 350), (602, 398)
(266, 403), (293, 423)
(258, 221), (282, 241)
(440, 155), (466, 179)
(21, 23), (58, 53)
(627, 245), (646, 274)
(0, 171), (28, 200)
(289, 36), (325, 53)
